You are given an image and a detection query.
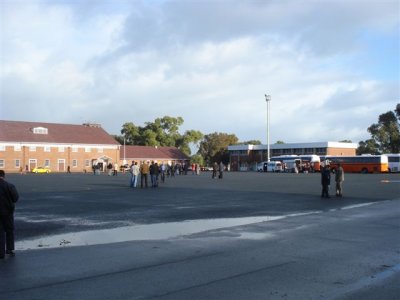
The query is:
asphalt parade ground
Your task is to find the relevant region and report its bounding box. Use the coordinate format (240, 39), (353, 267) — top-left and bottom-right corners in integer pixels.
(0, 171), (399, 299)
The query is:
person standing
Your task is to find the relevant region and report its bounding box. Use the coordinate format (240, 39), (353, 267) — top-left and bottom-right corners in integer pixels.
(160, 163), (166, 183)
(212, 162), (218, 179)
(335, 163), (344, 197)
(218, 162), (224, 179)
(0, 170), (19, 259)
(130, 161), (140, 188)
(321, 165), (331, 198)
(153, 162), (159, 187)
(140, 161), (149, 188)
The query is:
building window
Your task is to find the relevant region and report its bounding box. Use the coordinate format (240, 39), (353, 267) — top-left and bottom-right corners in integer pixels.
(58, 147), (65, 152)
(0, 145), (5, 151)
(0, 160), (4, 168)
(272, 149), (281, 156)
(282, 149), (292, 154)
(85, 159), (90, 167)
(304, 148), (314, 154)
(33, 127), (48, 134)
(97, 147), (103, 153)
(72, 147), (78, 153)
(72, 159), (78, 167)
(44, 146), (51, 152)
(44, 160), (50, 167)
(85, 147), (91, 153)
(29, 146), (36, 152)
(14, 145), (21, 151)
(293, 148), (302, 154)
(15, 159), (20, 168)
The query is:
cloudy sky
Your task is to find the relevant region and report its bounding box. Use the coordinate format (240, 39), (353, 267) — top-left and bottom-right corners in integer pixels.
(1, 0), (399, 145)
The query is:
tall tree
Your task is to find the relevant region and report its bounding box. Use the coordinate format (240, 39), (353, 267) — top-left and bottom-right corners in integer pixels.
(358, 104), (400, 154)
(357, 139), (380, 155)
(118, 116), (203, 156)
(198, 132), (239, 165)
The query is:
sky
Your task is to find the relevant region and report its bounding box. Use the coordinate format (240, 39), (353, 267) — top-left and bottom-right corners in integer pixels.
(1, 0), (399, 147)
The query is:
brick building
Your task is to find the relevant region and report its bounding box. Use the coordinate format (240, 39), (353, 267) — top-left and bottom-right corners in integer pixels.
(0, 120), (120, 173)
(228, 142), (358, 171)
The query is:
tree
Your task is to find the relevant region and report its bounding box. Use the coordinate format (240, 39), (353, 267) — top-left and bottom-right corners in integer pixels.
(358, 104), (400, 154)
(275, 140), (285, 144)
(117, 116), (203, 156)
(198, 132), (239, 165)
(191, 154), (204, 166)
(357, 139), (380, 155)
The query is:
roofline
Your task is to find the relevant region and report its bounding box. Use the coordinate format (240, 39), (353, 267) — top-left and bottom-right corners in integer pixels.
(228, 141), (358, 151)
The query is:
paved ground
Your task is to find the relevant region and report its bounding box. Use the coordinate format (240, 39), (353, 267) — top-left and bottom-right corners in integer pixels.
(0, 171), (399, 299)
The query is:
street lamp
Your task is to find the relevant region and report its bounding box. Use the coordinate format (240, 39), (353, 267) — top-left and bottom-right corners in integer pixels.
(265, 94), (271, 162)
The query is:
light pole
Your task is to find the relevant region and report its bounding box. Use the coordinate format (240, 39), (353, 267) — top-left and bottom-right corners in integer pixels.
(265, 94), (271, 162)
(123, 138), (126, 165)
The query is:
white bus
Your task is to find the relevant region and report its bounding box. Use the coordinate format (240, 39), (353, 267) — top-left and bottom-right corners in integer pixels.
(386, 154), (400, 172)
(271, 155), (320, 172)
(271, 156), (301, 173)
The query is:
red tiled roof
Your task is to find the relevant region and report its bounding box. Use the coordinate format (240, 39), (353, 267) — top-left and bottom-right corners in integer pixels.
(121, 145), (188, 160)
(0, 120), (120, 145)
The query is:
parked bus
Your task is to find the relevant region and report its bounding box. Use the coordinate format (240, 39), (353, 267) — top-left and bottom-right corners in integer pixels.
(298, 155), (321, 172)
(271, 155), (320, 172)
(271, 156), (301, 173)
(386, 153), (400, 172)
(322, 155), (389, 173)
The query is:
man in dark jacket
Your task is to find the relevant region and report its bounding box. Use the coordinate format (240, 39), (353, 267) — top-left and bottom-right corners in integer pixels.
(321, 165), (331, 198)
(0, 170), (19, 258)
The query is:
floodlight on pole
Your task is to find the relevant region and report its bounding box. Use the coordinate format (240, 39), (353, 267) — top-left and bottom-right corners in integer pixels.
(265, 94), (271, 162)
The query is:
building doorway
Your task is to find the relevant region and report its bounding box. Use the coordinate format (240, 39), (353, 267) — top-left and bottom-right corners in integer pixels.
(58, 159), (66, 172)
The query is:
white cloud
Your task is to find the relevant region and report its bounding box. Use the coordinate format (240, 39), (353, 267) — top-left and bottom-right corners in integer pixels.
(1, 0), (399, 146)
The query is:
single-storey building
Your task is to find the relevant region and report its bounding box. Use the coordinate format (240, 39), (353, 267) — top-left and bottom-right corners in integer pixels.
(120, 145), (189, 167)
(0, 120), (120, 173)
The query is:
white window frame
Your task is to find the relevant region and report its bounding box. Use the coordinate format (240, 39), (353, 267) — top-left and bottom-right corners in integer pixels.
(29, 146), (36, 152)
(85, 159), (90, 167)
(85, 147), (91, 153)
(72, 147), (79, 153)
(58, 147), (65, 152)
(15, 159), (20, 168)
(14, 145), (21, 151)
(44, 146), (51, 152)
(44, 159), (50, 167)
(0, 159), (4, 168)
(72, 159), (78, 167)
(33, 127), (48, 134)
(97, 147), (103, 153)
(0, 145), (5, 151)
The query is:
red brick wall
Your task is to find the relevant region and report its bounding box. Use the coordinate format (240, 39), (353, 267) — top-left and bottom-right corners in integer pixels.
(0, 145), (120, 173)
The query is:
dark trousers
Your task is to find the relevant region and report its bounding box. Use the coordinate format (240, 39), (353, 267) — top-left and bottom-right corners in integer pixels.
(0, 214), (15, 257)
(321, 184), (330, 198)
(141, 174), (148, 188)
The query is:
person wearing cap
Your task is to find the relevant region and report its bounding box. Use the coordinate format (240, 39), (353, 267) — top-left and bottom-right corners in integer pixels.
(0, 170), (19, 259)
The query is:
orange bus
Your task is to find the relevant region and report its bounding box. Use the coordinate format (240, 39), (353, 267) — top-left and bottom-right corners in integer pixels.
(322, 155), (389, 174)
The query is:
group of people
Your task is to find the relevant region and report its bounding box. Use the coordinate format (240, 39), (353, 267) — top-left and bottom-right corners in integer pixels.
(212, 162), (225, 179)
(128, 161), (168, 188)
(321, 163), (344, 198)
